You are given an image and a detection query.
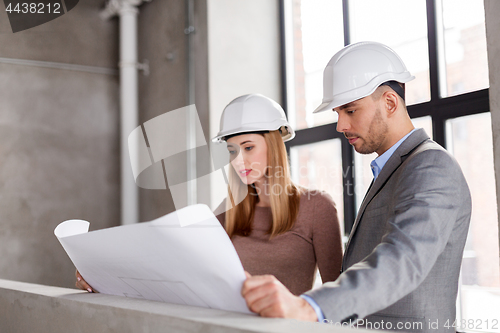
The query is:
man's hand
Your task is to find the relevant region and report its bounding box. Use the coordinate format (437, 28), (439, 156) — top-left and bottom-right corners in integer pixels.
(241, 272), (318, 321)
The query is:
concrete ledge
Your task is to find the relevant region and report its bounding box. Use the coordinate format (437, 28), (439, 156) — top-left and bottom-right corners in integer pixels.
(0, 279), (371, 333)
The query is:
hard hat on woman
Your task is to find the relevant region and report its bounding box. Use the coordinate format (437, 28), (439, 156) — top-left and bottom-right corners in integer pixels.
(212, 93), (295, 143)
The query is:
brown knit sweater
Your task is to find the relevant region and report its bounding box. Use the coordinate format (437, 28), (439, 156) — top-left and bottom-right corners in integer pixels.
(216, 190), (343, 295)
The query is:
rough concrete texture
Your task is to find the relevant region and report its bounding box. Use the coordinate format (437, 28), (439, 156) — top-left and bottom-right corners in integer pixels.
(206, 0), (282, 207)
(138, 0), (283, 218)
(0, 279), (367, 333)
(137, 0), (188, 222)
(0, 2), (119, 288)
(136, 0), (213, 221)
(0, 0), (118, 68)
(0, 0), (282, 292)
(484, 0), (500, 259)
(193, 0), (213, 210)
(207, 0), (281, 139)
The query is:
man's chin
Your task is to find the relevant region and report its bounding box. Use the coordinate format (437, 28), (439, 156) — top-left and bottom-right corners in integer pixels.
(354, 144), (376, 155)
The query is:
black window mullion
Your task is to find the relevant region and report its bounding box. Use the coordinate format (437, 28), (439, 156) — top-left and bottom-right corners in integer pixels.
(426, 0), (441, 102)
(341, 138), (356, 234)
(279, 0), (290, 158)
(426, 0), (446, 147)
(408, 102), (434, 119)
(286, 123), (342, 147)
(342, 0), (351, 46)
(432, 116), (446, 148)
(435, 89), (490, 118)
(342, 0), (355, 234)
(279, 0), (288, 117)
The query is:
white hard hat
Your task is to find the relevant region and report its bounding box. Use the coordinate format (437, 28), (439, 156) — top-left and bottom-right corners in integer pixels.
(212, 94), (295, 143)
(314, 41), (415, 113)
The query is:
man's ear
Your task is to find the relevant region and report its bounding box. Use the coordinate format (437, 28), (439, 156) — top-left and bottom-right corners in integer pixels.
(383, 90), (399, 118)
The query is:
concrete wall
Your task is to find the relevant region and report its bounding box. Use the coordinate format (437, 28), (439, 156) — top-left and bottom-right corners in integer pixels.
(0, 0), (282, 289)
(136, 0), (212, 222)
(137, 0), (188, 221)
(207, 0), (282, 205)
(136, 0), (281, 218)
(0, 279), (366, 333)
(207, 0), (281, 138)
(0, 1), (120, 288)
(485, 0), (500, 262)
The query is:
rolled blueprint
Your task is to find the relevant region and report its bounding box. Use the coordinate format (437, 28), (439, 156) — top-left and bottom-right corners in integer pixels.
(55, 204), (250, 314)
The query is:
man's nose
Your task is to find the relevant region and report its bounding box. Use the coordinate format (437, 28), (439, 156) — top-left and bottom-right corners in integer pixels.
(336, 113), (349, 133)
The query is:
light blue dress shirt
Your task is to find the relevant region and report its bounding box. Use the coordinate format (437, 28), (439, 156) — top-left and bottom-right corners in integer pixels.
(370, 129), (416, 180)
(302, 128), (417, 322)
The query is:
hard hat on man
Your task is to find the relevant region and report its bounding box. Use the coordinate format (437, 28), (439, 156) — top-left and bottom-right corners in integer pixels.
(314, 41), (415, 113)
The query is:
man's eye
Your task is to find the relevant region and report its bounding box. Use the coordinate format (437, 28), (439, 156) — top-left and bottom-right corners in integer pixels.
(347, 110), (356, 114)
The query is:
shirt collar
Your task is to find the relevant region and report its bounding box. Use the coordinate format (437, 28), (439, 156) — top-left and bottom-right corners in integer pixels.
(370, 129), (417, 179)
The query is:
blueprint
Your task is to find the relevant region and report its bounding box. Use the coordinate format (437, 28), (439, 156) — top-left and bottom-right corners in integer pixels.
(54, 204), (250, 314)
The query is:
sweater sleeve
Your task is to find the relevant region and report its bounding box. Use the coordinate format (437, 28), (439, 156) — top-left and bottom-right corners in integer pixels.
(311, 191), (343, 283)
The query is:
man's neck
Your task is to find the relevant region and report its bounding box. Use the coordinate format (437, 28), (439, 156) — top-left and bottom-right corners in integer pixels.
(377, 124), (415, 156)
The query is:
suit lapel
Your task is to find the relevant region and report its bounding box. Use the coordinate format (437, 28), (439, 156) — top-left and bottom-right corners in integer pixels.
(341, 129), (430, 270)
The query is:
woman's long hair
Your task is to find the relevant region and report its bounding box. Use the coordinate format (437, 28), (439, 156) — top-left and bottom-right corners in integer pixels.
(225, 130), (302, 238)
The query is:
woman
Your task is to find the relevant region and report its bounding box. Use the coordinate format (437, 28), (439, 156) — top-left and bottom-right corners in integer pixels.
(77, 94), (342, 296)
(211, 93), (342, 295)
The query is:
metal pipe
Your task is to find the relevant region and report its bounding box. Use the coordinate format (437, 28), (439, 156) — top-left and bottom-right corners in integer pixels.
(101, 0), (145, 225)
(119, 2), (139, 225)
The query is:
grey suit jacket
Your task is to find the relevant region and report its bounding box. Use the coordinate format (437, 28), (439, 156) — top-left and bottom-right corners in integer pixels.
(304, 129), (471, 332)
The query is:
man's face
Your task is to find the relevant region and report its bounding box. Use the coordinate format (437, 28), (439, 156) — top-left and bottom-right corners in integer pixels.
(334, 95), (389, 155)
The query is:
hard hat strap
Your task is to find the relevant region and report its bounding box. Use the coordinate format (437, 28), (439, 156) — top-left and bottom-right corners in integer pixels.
(379, 81), (405, 101)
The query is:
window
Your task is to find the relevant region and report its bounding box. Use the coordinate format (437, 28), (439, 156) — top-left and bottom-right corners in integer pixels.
(349, 0), (431, 105)
(284, 0), (343, 131)
(290, 138), (344, 235)
(446, 113), (500, 331)
(440, 0), (489, 98)
(281, 0), (497, 329)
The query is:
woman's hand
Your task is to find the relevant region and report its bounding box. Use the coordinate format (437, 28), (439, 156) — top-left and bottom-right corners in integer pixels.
(75, 270), (97, 293)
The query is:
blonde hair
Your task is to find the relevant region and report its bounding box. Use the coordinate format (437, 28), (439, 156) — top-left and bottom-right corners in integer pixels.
(225, 130), (302, 238)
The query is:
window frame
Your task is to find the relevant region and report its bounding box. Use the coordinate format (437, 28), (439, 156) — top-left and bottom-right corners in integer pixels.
(280, 0), (490, 235)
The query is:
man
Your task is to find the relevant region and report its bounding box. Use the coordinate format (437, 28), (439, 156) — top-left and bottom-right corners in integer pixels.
(242, 41), (471, 332)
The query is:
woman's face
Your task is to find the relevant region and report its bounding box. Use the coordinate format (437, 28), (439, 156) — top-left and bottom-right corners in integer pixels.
(226, 134), (268, 185)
